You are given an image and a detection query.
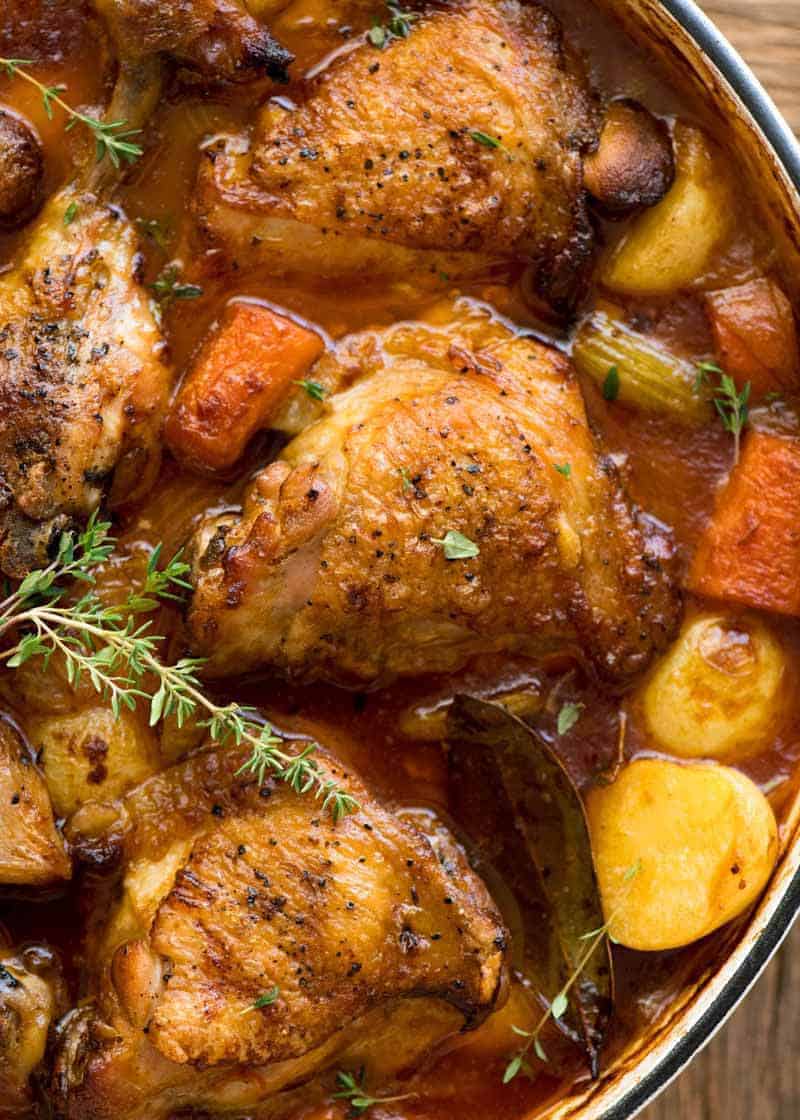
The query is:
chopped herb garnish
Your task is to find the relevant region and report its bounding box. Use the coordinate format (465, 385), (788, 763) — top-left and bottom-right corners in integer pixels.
(244, 986), (280, 1012)
(431, 530), (480, 560)
(367, 24), (387, 48)
(294, 379), (327, 401)
(0, 58), (142, 166)
(694, 361), (750, 462)
(469, 129), (514, 158)
(333, 1069), (414, 1115)
(602, 365), (620, 402)
(0, 515), (358, 822)
(399, 467), (413, 493)
(151, 265), (203, 306)
(470, 129), (502, 149)
(553, 462), (571, 478)
(367, 1), (419, 48)
(503, 860), (641, 1085)
(556, 701), (583, 736)
(135, 216), (172, 251)
(63, 201), (78, 226)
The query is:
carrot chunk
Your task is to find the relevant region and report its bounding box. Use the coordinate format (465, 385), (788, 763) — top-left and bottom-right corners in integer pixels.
(688, 428), (800, 616)
(165, 302), (324, 473)
(705, 277), (799, 397)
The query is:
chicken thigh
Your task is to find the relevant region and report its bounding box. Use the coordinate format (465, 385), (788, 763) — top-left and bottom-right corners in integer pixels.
(92, 0), (293, 80)
(194, 0), (598, 311)
(187, 301), (679, 687)
(53, 741), (506, 1119)
(0, 188), (169, 578)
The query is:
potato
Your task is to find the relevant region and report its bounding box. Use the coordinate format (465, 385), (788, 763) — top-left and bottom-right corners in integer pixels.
(27, 706), (160, 818)
(642, 614), (786, 760)
(602, 123), (731, 295)
(587, 758), (778, 951)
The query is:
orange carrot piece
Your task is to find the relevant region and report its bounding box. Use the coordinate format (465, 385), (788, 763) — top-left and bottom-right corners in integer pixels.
(165, 302), (324, 473)
(705, 277), (799, 397)
(688, 428), (800, 616)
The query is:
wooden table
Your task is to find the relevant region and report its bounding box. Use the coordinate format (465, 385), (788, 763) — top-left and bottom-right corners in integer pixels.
(643, 10), (800, 1117)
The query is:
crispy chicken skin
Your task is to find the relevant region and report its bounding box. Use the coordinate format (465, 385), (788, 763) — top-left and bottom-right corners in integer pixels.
(194, 0), (599, 311)
(92, 0), (293, 81)
(187, 301), (680, 686)
(0, 721), (70, 888)
(53, 743), (507, 1119)
(0, 187), (169, 578)
(0, 941), (66, 1117)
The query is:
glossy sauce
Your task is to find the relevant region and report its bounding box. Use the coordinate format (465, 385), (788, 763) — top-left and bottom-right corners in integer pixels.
(1, 2), (800, 1118)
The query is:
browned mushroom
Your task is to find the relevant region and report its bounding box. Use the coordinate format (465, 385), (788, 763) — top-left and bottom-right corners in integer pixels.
(584, 99), (674, 218)
(0, 108), (44, 229)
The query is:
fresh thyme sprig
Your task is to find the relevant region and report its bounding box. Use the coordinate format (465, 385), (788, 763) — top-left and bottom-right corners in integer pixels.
(0, 58), (143, 166)
(0, 514), (358, 822)
(694, 361), (750, 463)
(333, 1069), (415, 1115)
(503, 860), (641, 1085)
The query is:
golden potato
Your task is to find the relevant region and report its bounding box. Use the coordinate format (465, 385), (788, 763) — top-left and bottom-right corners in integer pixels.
(602, 123), (731, 295)
(0, 943), (66, 1113)
(587, 758), (778, 951)
(27, 706), (160, 819)
(642, 614), (787, 760)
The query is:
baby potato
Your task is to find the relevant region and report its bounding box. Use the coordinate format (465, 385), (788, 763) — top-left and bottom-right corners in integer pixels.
(602, 123), (731, 295)
(27, 706), (160, 818)
(642, 614), (786, 760)
(587, 758), (778, 951)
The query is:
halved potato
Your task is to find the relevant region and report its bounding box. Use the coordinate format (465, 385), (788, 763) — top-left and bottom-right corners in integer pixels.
(27, 706), (160, 819)
(641, 614), (787, 760)
(602, 123), (731, 295)
(587, 758), (777, 951)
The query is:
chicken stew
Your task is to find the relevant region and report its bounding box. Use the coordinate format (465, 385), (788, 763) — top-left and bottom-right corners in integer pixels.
(0, 1), (799, 1118)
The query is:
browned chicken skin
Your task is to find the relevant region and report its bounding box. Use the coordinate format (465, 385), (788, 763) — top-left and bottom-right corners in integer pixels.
(0, 187), (169, 578)
(0, 721), (70, 888)
(194, 0), (599, 312)
(92, 0), (293, 80)
(187, 301), (680, 687)
(53, 742), (506, 1119)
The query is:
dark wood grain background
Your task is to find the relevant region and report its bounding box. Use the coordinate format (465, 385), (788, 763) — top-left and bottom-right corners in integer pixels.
(643, 3), (800, 1116)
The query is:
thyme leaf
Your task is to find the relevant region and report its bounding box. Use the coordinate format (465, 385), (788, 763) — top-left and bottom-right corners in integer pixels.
(151, 264), (203, 306)
(556, 701), (583, 736)
(430, 529), (480, 560)
(602, 365), (620, 402)
(333, 1069), (414, 1115)
(294, 379), (327, 401)
(367, 1), (419, 48)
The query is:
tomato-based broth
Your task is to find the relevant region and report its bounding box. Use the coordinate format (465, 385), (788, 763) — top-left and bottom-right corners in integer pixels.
(1, 1), (799, 1119)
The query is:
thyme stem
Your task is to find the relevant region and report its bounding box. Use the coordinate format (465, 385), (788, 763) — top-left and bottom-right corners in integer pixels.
(0, 514), (357, 821)
(0, 58), (143, 166)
